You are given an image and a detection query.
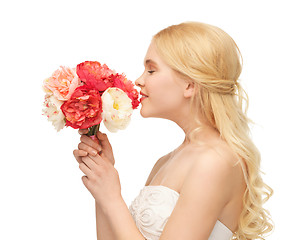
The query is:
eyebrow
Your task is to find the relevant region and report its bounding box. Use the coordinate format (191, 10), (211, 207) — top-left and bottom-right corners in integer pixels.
(144, 59), (158, 66)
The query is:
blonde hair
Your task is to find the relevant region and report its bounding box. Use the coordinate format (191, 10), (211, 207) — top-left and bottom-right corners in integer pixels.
(153, 21), (273, 240)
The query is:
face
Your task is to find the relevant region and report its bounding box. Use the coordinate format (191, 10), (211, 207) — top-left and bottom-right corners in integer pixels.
(135, 41), (191, 120)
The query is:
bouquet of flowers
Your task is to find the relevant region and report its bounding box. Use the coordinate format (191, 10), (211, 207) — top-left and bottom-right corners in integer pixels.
(42, 61), (140, 136)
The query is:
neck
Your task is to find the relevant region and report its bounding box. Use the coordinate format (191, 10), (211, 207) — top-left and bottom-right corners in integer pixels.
(172, 111), (219, 146)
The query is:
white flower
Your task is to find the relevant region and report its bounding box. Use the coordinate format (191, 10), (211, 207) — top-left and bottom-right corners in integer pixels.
(42, 94), (66, 132)
(101, 87), (133, 133)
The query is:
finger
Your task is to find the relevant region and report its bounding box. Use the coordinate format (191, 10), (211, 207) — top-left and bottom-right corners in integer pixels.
(73, 149), (87, 164)
(80, 135), (102, 152)
(79, 162), (93, 178)
(78, 142), (99, 156)
(96, 131), (112, 151)
(88, 153), (106, 167)
(81, 156), (97, 170)
(81, 175), (90, 188)
(73, 149), (88, 157)
(78, 128), (89, 135)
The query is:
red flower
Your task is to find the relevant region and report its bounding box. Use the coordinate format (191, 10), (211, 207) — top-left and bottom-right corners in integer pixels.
(61, 85), (103, 129)
(76, 61), (115, 91)
(112, 73), (140, 109)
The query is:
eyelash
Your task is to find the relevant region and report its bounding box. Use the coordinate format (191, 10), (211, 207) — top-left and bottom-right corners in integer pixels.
(148, 70), (155, 74)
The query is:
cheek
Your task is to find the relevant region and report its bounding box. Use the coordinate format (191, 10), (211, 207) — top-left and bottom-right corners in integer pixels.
(147, 73), (183, 108)
(151, 85), (182, 108)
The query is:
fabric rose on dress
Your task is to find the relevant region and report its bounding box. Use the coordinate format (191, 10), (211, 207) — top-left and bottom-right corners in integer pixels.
(43, 66), (81, 101)
(101, 87), (133, 132)
(112, 73), (140, 109)
(60, 85), (103, 129)
(76, 61), (115, 92)
(42, 94), (66, 131)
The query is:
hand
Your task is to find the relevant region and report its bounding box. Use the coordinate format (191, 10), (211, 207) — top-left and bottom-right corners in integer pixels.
(79, 152), (122, 206)
(73, 129), (115, 166)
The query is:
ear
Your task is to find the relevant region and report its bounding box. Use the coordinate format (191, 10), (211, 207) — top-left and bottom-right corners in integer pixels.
(183, 82), (196, 98)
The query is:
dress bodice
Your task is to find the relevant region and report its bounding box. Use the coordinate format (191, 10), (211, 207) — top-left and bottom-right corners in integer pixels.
(128, 185), (233, 240)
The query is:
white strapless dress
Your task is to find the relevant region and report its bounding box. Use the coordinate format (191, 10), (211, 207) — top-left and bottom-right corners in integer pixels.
(129, 185), (233, 240)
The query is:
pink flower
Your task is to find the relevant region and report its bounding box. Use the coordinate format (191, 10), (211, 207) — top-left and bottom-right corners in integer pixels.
(43, 66), (81, 101)
(60, 85), (103, 129)
(76, 61), (115, 91)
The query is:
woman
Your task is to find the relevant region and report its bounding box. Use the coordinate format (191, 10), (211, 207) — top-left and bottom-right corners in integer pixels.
(73, 21), (273, 240)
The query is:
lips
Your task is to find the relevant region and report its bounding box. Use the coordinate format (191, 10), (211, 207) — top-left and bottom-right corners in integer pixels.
(140, 92), (148, 101)
(140, 92), (148, 102)
(140, 91), (148, 97)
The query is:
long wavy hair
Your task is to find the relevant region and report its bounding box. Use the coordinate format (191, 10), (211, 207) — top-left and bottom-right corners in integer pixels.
(153, 21), (273, 240)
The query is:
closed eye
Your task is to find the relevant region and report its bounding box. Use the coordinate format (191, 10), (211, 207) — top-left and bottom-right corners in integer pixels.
(148, 70), (155, 74)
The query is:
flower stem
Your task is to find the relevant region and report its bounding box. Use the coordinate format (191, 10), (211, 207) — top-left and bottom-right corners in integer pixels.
(87, 124), (100, 136)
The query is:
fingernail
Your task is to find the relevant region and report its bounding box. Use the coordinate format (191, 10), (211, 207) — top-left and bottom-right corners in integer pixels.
(91, 150), (97, 156)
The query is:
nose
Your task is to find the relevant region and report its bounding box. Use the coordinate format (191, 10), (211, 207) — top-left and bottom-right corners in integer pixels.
(135, 73), (145, 88)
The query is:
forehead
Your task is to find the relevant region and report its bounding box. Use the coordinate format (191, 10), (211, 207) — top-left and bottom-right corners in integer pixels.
(144, 59), (157, 66)
(143, 41), (164, 66)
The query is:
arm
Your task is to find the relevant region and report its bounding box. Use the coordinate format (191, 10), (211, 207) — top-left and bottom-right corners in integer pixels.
(96, 197), (146, 240)
(159, 149), (235, 240)
(76, 133), (147, 240)
(75, 131), (149, 239)
(95, 201), (115, 240)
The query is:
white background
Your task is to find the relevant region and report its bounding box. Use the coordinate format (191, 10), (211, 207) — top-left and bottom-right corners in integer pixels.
(0, 0), (292, 239)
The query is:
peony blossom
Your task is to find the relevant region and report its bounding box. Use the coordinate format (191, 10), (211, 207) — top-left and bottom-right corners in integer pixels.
(42, 60), (140, 135)
(76, 61), (115, 91)
(42, 84), (53, 95)
(112, 73), (140, 109)
(43, 66), (81, 101)
(101, 87), (133, 133)
(42, 94), (66, 132)
(60, 85), (103, 129)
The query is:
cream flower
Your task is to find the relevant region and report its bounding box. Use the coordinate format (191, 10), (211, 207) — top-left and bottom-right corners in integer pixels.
(101, 87), (133, 132)
(42, 94), (66, 132)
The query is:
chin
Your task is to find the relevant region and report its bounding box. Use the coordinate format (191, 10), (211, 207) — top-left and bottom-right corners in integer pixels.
(140, 109), (164, 119)
(140, 106), (155, 118)
(140, 109), (149, 118)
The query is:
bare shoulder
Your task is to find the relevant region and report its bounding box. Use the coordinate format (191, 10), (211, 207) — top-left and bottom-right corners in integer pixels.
(159, 141), (244, 239)
(180, 140), (243, 192)
(188, 145), (236, 178)
(183, 139), (241, 168)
